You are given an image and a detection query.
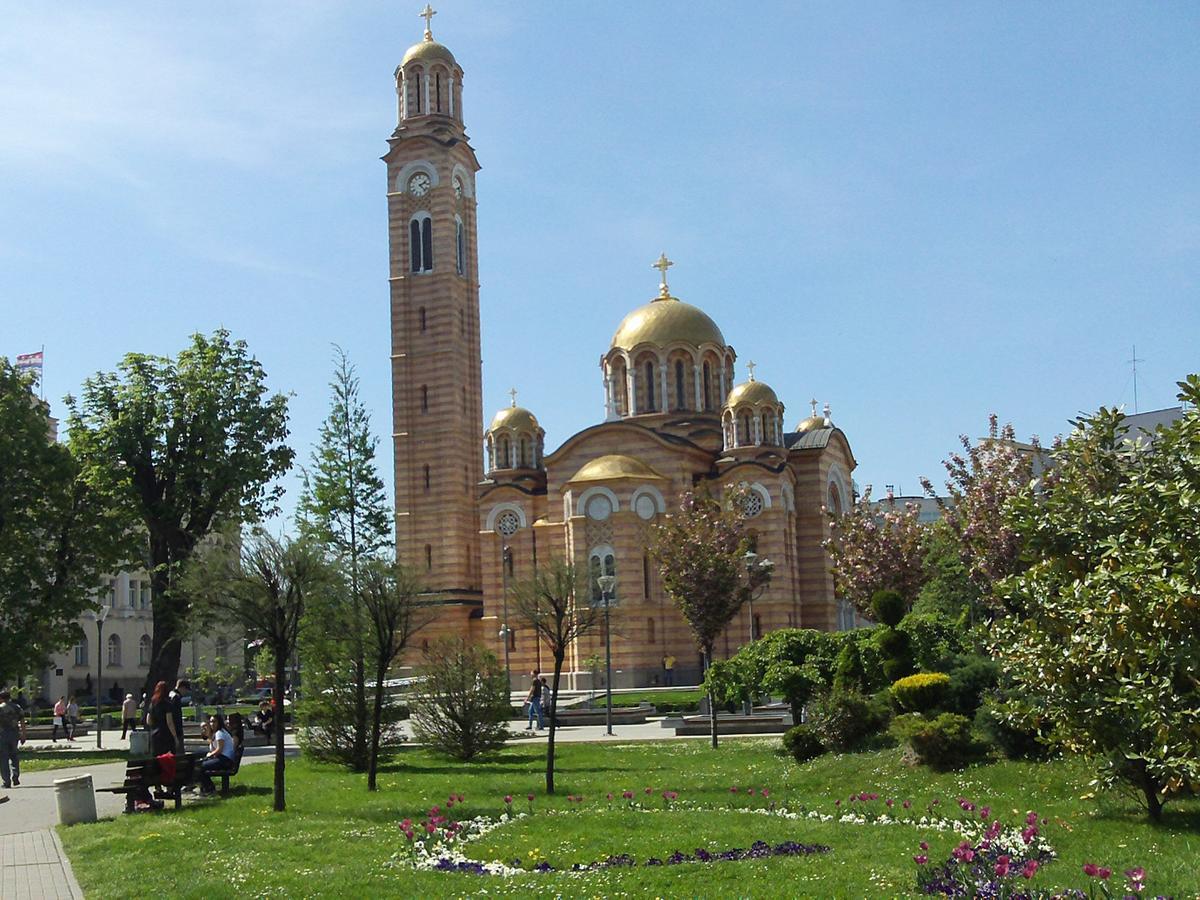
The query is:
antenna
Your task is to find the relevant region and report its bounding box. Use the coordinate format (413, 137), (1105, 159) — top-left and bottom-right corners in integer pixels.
(1127, 345), (1145, 413)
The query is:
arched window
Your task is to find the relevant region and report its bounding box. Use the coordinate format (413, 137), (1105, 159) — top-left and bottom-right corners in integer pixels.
(675, 360), (685, 410)
(215, 638), (228, 660)
(520, 436), (530, 467)
(409, 214), (433, 272)
(423, 464), (431, 492)
(421, 385), (429, 413)
(461, 386), (466, 412)
(414, 71), (423, 113)
(424, 544), (433, 571)
(761, 412), (770, 444)
(419, 307), (427, 332)
(435, 71), (442, 113)
(647, 617), (656, 644)
(828, 483), (843, 516)
(107, 633), (121, 667)
(739, 412), (753, 445)
(642, 553), (651, 599)
(497, 435), (510, 468)
(74, 637), (88, 667)
(139, 634), (152, 667)
(645, 361), (655, 411)
(456, 218), (466, 275)
(703, 362), (713, 411)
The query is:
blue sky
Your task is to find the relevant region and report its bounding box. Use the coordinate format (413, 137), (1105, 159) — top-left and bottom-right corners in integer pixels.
(3, 2), (1197, 517)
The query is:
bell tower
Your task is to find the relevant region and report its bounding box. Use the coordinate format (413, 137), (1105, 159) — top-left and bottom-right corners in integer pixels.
(385, 5), (483, 604)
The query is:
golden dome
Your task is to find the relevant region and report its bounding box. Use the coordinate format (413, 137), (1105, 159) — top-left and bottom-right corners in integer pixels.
(402, 37), (457, 67)
(611, 297), (725, 351)
(725, 379), (779, 408)
(488, 405), (540, 433)
(795, 414), (828, 432)
(568, 454), (666, 484)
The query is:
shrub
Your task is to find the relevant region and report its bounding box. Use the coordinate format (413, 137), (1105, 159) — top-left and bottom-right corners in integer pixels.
(782, 724), (825, 763)
(945, 656), (999, 716)
(890, 712), (981, 770)
(898, 611), (966, 672)
(871, 589), (906, 628)
(874, 626), (913, 682)
(409, 638), (510, 761)
(974, 697), (1044, 760)
(808, 690), (888, 751)
(891, 672), (950, 714)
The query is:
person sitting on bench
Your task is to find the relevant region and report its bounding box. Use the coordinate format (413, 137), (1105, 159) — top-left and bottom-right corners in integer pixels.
(252, 701), (274, 739)
(197, 714), (236, 797)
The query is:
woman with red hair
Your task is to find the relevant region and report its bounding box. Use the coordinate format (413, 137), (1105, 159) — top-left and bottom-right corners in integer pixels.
(146, 680), (179, 757)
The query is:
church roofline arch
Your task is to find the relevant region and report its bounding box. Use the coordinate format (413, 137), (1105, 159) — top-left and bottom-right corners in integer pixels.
(485, 502), (528, 532)
(543, 419), (715, 468)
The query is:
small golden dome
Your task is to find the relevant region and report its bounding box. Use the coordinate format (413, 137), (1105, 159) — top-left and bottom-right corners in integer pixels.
(488, 405), (539, 433)
(611, 297), (725, 351)
(568, 454), (666, 484)
(402, 37), (457, 67)
(725, 379), (779, 408)
(795, 414), (828, 432)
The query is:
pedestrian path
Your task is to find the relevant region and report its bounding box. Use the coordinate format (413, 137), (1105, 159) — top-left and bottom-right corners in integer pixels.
(0, 830), (83, 900)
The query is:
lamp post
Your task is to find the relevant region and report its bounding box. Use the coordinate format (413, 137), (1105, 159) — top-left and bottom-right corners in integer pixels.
(596, 575), (617, 736)
(500, 544), (513, 691)
(741, 551), (773, 643)
(92, 605), (109, 748)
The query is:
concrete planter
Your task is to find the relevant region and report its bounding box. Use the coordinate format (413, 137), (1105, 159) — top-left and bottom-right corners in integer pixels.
(54, 774), (97, 826)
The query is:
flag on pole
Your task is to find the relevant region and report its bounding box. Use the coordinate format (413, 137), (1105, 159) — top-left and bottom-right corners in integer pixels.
(15, 351), (44, 373)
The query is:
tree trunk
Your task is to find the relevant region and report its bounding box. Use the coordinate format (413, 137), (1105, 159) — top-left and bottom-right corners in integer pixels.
(545, 655), (564, 794)
(143, 560), (183, 699)
(273, 651), (287, 812)
(367, 658), (387, 791)
(704, 646), (718, 749)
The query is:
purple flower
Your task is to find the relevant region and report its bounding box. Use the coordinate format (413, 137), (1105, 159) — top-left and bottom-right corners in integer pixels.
(914, 854), (928, 865)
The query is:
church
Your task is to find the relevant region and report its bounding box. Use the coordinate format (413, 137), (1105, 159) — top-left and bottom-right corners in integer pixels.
(385, 10), (856, 687)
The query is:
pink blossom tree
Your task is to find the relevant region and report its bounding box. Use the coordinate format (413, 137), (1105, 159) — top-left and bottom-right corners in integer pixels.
(823, 487), (930, 617)
(920, 415), (1034, 609)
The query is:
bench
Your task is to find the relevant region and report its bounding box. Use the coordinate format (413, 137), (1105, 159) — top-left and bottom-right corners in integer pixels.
(216, 745), (245, 796)
(98, 753), (202, 813)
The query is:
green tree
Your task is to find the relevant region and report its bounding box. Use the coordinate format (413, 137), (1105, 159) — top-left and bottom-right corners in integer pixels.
(993, 377), (1200, 820)
(0, 359), (121, 684)
(297, 346), (391, 771)
(650, 484), (769, 748)
(185, 529), (329, 812)
(359, 559), (429, 790)
(508, 558), (603, 793)
(67, 330), (293, 695)
(408, 638), (509, 761)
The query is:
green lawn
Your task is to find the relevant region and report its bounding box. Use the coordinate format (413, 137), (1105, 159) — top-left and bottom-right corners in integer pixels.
(587, 688), (704, 710)
(57, 741), (1199, 898)
(21, 749), (128, 772)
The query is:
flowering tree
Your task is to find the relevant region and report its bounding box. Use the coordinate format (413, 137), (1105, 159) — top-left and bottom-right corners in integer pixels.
(823, 487), (930, 616)
(650, 484), (769, 748)
(921, 415), (1033, 609)
(992, 378), (1200, 820)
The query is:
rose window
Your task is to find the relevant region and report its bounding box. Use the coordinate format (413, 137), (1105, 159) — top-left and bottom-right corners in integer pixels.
(495, 510), (521, 537)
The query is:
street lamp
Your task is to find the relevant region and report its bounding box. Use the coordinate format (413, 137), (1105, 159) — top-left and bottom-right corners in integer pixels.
(91, 604), (110, 748)
(596, 575), (617, 736)
(500, 545), (513, 691)
(741, 551), (773, 642)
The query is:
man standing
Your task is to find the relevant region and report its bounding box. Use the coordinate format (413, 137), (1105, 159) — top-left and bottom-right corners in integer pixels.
(663, 654), (676, 687)
(169, 678), (190, 753)
(0, 690), (28, 790)
(524, 670), (543, 731)
(120, 693), (138, 739)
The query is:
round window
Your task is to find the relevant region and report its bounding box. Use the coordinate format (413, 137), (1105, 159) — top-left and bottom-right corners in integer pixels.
(741, 492), (765, 519)
(585, 494), (613, 521)
(495, 510), (521, 537)
(635, 494), (657, 520)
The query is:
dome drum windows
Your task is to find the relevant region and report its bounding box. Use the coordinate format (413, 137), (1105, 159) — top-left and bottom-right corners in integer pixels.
(409, 214), (433, 272)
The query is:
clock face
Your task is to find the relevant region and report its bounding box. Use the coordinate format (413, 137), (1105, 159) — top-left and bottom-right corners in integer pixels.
(408, 172), (432, 197)
(453, 176), (465, 199)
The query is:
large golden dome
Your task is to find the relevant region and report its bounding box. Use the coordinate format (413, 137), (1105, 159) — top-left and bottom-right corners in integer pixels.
(611, 297), (725, 351)
(402, 36), (457, 67)
(568, 455), (666, 483)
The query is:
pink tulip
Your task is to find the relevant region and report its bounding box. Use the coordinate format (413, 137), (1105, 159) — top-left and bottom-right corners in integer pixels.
(919, 841), (929, 851)
(913, 855), (928, 865)
(1021, 860), (1039, 879)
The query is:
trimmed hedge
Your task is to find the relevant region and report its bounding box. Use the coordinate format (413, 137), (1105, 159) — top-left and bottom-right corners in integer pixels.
(782, 724), (825, 763)
(890, 672), (951, 714)
(890, 712), (981, 770)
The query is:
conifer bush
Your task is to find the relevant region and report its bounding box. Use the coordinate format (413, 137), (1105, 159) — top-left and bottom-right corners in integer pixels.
(890, 672), (951, 714)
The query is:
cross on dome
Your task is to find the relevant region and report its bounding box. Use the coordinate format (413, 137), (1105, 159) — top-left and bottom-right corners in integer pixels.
(652, 252), (674, 299)
(746, 361), (757, 382)
(419, 3), (436, 39)
(810, 398), (818, 417)
(508, 387), (518, 407)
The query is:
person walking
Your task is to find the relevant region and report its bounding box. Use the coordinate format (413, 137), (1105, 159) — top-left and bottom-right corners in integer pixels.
(120, 693), (138, 739)
(0, 690), (28, 790)
(524, 670), (543, 731)
(65, 695), (79, 741)
(52, 696), (67, 742)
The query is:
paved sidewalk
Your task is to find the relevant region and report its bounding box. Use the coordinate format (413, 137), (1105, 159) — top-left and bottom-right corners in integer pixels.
(0, 830), (83, 900)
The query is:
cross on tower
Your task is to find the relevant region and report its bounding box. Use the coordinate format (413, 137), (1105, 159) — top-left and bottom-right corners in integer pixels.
(810, 398), (818, 417)
(652, 252), (674, 298)
(419, 4), (436, 38)
(746, 361), (757, 381)
(508, 387), (518, 408)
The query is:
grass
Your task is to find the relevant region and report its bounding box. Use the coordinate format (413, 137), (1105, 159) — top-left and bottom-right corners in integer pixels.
(21, 749), (129, 772)
(57, 741), (1200, 898)
(587, 688), (704, 710)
